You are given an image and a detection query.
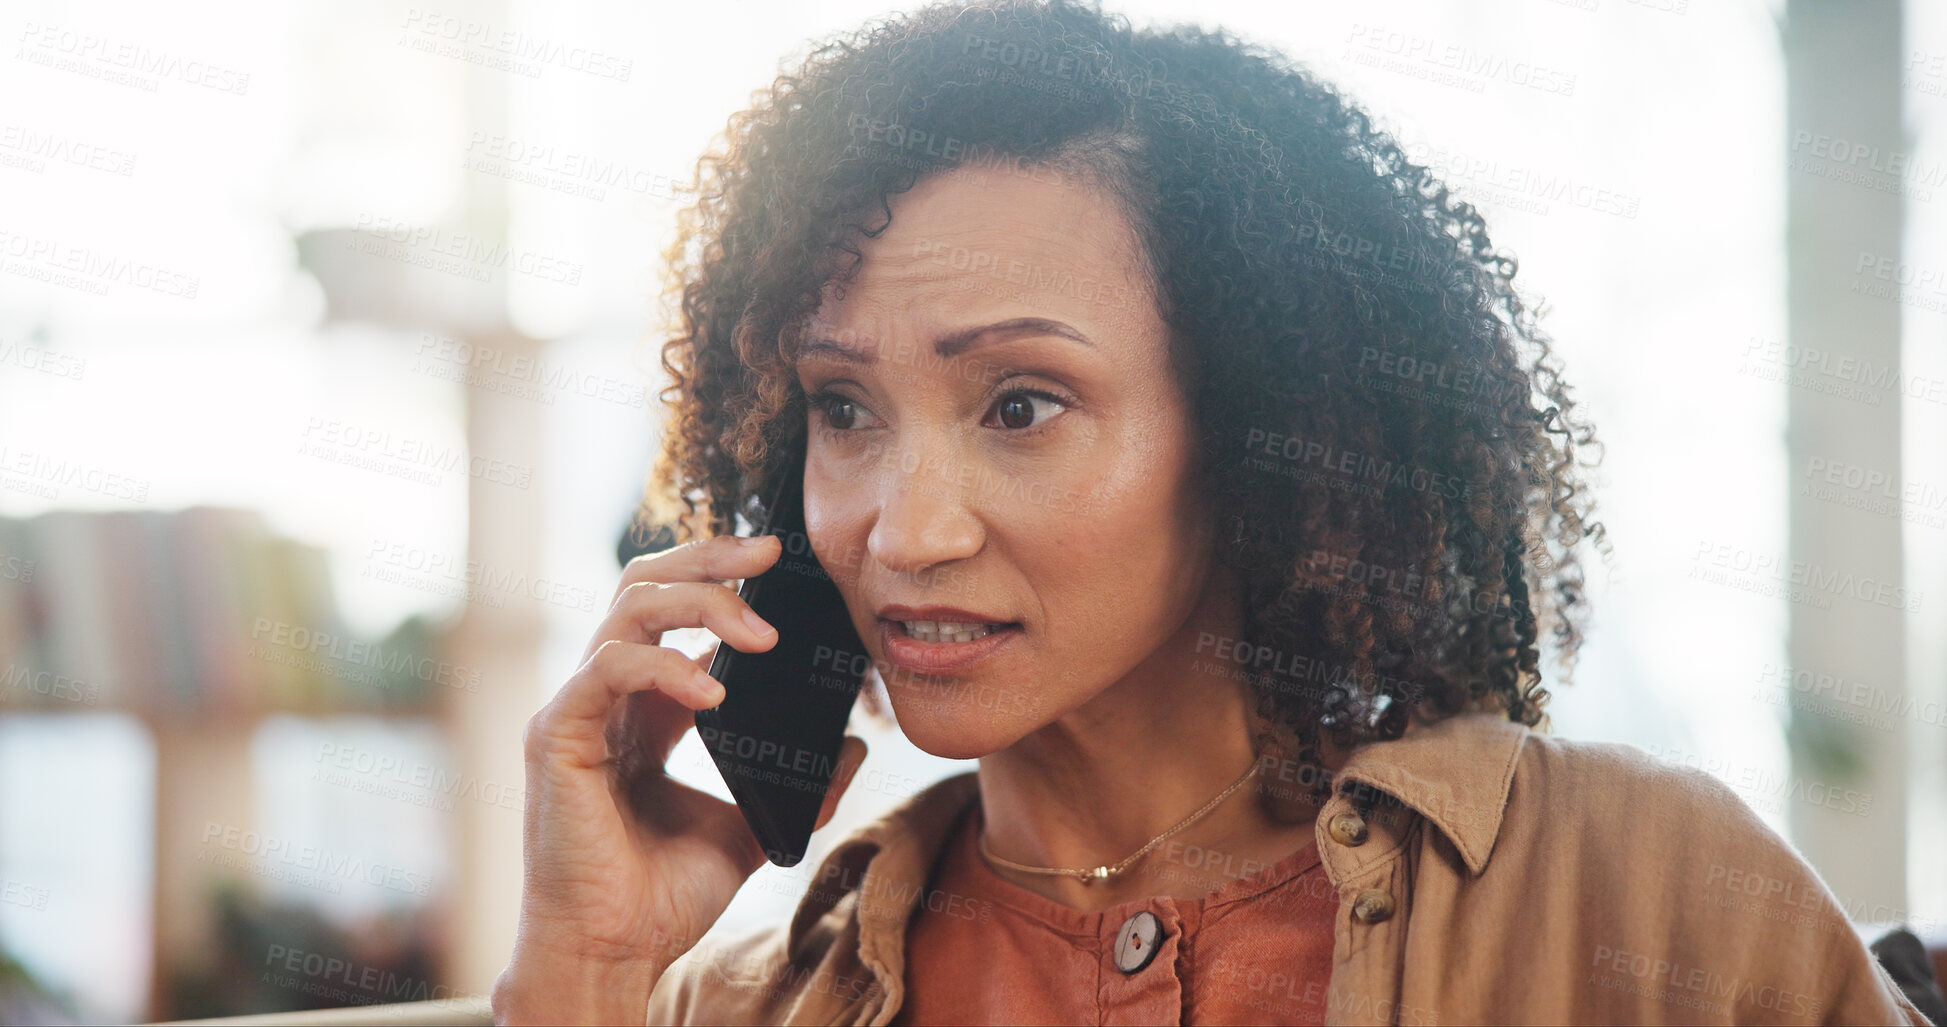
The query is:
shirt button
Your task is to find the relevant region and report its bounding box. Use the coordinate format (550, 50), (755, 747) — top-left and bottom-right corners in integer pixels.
(1113, 910), (1163, 974)
(1351, 889), (1396, 924)
(1328, 812), (1368, 846)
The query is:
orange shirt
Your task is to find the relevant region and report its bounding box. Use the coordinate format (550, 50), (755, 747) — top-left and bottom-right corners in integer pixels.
(891, 802), (1338, 1026)
(650, 715), (1931, 1026)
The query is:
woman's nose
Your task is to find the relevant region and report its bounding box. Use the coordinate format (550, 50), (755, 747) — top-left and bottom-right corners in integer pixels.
(864, 444), (985, 577)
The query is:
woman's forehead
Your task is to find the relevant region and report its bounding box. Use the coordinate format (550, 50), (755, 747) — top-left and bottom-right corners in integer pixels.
(867, 171), (1143, 280)
(804, 176), (1156, 345)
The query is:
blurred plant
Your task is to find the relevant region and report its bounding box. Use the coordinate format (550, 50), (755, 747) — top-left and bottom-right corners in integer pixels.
(161, 881), (439, 1020)
(0, 944), (80, 1026)
(1786, 706), (1869, 784)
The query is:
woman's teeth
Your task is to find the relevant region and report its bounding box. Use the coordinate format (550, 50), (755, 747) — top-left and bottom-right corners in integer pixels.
(901, 620), (1002, 643)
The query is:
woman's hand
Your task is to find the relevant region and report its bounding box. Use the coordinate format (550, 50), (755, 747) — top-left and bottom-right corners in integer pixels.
(492, 533), (870, 1025)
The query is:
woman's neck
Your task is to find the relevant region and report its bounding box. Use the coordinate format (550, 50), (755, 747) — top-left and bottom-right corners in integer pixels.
(970, 578), (1330, 913)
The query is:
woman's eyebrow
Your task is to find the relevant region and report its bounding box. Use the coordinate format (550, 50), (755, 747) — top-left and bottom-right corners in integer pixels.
(937, 317), (1093, 356)
(799, 317), (1093, 363)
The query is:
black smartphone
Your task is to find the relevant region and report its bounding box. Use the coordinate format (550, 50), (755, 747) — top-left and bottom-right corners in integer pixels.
(693, 433), (870, 867)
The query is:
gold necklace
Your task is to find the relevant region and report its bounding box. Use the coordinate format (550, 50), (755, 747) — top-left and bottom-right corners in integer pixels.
(977, 759), (1262, 884)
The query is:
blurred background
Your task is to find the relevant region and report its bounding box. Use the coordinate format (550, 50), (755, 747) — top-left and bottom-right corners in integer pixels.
(0, 0), (1942, 1020)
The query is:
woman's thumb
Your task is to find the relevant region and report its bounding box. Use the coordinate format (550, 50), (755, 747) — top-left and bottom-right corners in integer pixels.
(813, 735), (869, 832)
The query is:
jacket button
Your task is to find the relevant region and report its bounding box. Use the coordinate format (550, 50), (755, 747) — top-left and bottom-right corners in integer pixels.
(1113, 910), (1163, 974)
(1328, 812), (1368, 846)
(1351, 889), (1395, 924)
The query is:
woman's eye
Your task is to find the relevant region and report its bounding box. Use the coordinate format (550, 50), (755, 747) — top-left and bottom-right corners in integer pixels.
(810, 388), (1065, 432)
(986, 389), (1067, 431)
(812, 391), (874, 431)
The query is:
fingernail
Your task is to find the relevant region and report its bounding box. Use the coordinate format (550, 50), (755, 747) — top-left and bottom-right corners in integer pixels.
(739, 534), (770, 547)
(696, 668), (725, 704)
(742, 607), (775, 637)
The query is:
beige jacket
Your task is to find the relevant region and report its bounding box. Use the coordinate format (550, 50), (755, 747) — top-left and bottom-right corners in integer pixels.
(644, 713), (1931, 1025)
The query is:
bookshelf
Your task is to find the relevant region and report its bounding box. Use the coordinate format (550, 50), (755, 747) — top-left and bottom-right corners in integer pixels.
(0, 506), (455, 1020)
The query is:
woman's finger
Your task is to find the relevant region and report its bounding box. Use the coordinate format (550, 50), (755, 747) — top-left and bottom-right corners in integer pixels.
(529, 641), (724, 769)
(580, 580), (777, 667)
(612, 645), (721, 774)
(604, 533), (780, 611)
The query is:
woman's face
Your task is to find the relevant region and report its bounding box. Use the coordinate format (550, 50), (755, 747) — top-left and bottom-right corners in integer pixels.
(795, 161), (1220, 761)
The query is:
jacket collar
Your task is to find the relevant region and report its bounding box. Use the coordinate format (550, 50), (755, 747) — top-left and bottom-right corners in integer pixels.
(1330, 711), (1529, 875)
(791, 770), (980, 985)
(788, 711), (1531, 979)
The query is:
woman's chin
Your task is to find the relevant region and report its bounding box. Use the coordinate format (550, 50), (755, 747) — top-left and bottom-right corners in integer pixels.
(884, 700), (1030, 762)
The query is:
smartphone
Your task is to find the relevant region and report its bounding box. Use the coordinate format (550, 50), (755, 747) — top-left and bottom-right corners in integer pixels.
(693, 432), (870, 867)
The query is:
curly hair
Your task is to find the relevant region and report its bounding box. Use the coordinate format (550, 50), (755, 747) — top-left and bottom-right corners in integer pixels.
(639, 0), (1609, 767)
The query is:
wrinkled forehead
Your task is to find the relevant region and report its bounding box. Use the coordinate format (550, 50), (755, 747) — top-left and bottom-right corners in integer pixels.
(797, 167), (1158, 362)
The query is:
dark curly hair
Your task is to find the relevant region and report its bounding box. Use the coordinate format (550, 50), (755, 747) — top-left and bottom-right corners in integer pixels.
(638, 0), (1608, 769)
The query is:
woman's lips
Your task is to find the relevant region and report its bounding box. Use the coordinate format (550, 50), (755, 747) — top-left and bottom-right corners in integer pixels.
(878, 619), (1022, 675)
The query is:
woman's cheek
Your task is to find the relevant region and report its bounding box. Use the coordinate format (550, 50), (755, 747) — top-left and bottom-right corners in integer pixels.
(803, 470), (869, 600)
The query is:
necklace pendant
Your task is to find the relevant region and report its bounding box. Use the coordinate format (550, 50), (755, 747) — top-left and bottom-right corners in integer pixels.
(1088, 866), (1112, 882)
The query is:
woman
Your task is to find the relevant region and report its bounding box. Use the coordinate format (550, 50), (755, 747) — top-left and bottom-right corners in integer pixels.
(491, 1), (1931, 1024)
